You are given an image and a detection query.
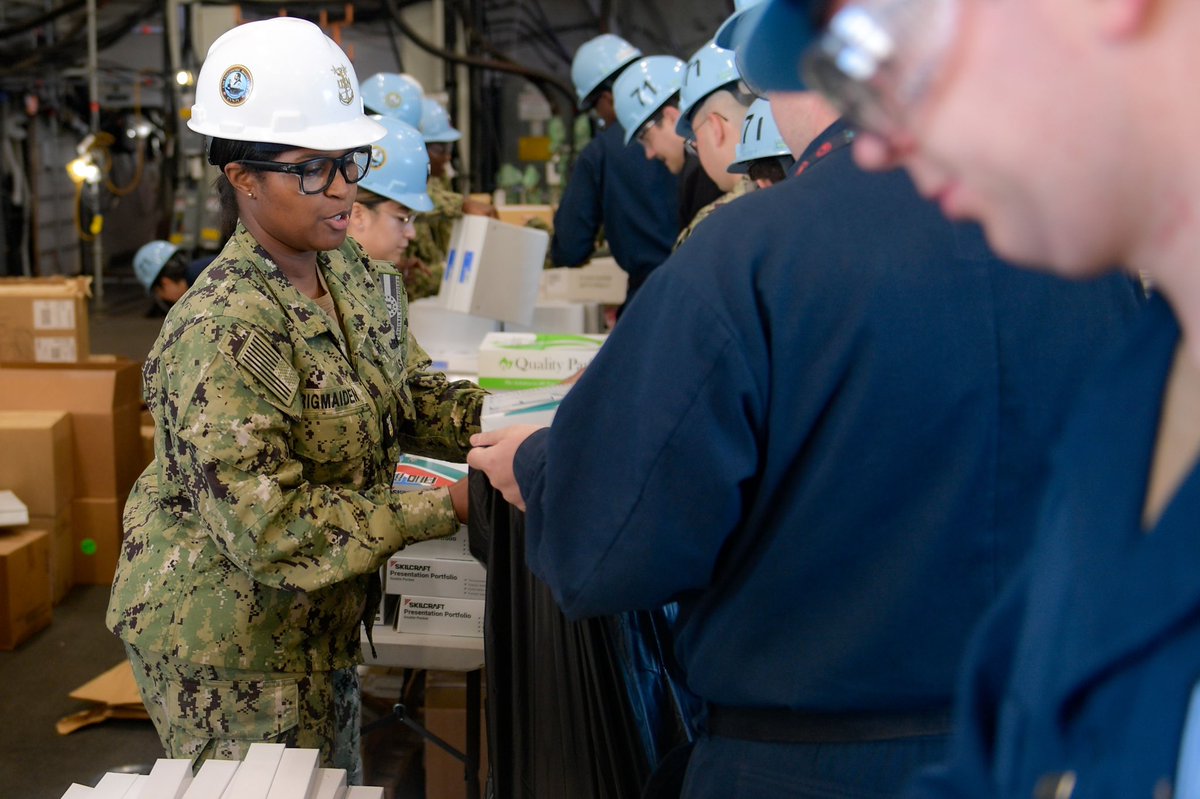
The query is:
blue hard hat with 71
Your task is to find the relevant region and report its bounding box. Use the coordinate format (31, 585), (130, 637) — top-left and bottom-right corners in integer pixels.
(613, 56), (685, 145)
(675, 41), (742, 140)
(728, 96), (790, 173)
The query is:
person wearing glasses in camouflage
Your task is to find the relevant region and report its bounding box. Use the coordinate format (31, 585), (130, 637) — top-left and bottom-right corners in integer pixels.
(106, 18), (484, 781)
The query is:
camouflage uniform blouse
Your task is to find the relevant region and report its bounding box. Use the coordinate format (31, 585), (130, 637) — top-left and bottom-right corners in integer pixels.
(107, 224), (485, 673)
(673, 176), (756, 251)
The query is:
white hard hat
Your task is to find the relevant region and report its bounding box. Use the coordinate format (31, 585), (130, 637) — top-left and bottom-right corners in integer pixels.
(188, 17), (384, 152)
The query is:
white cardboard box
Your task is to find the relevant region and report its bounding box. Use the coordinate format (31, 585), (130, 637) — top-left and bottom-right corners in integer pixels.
(438, 216), (548, 325)
(392, 455), (466, 493)
(480, 384), (570, 432)
(539, 258), (627, 305)
(386, 555), (486, 599)
(395, 595), (485, 637)
(477, 332), (606, 390)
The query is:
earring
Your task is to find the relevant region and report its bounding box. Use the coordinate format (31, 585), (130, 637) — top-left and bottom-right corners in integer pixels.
(247, 191), (254, 198)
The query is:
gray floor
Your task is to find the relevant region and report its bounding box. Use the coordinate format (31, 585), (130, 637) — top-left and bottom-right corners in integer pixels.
(0, 280), (428, 798)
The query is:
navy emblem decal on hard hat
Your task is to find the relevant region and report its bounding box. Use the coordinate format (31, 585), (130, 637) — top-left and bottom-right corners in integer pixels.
(220, 65), (252, 106)
(333, 66), (354, 106)
(371, 145), (387, 170)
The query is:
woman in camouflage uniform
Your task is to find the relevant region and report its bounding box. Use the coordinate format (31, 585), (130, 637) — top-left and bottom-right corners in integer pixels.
(106, 18), (485, 781)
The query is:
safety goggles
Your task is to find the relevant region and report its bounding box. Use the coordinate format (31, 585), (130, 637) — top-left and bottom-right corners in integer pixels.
(683, 111), (728, 157)
(239, 147), (373, 195)
(801, 0), (957, 137)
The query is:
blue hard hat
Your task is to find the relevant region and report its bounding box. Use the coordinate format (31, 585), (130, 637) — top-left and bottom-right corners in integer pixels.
(570, 34), (643, 107)
(676, 41), (742, 140)
(714, 0), (769, 50)
(728, 97), (790, 173)
(133, 240), (179, 292)
(419, 98), (461, 143)
(734, 0), (824, 93)
(361, 73), (424, 127)
(613, 56), (685, 145)
(359, 116), (434, 213)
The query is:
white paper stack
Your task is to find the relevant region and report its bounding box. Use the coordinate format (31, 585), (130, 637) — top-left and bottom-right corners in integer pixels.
(221, 743), (285, 799)
(264, 748), (319, 799)
(141, 759), (193, 799)
(310, 768), (348, 799)
(181, 760), (240, 799)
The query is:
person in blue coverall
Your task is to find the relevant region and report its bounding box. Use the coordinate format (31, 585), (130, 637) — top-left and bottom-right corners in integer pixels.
(736, 0), (1200, 797)
(552, 34), (679, 309)
(470, 76), (1141, 799)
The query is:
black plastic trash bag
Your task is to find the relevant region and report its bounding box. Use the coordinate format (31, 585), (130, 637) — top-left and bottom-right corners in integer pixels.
(469, 471), (695, 799)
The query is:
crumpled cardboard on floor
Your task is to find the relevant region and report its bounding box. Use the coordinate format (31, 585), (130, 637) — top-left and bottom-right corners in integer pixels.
(56, 659), (150, 735)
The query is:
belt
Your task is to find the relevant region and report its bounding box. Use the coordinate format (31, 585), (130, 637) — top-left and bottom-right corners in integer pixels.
(707, 705), (953, 744)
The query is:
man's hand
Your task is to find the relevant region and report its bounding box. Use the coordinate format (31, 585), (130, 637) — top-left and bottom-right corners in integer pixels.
(467, 425), (543, 511)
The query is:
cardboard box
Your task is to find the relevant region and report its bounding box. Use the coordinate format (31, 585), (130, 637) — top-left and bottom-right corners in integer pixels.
(438, 217), (549, 325)
(0, 359), (143, 499)
(386, 555), (486, 600)
(14, 510), (74, 604)
(539, 258), (627, 305)
(395, 595), (485, 637)
(71, 496), (122, 585)
(495, 204), (554, 228)
(392, 454), (466, 493)
(480, 384), (570, 432)
(0, 410), (74, 516)
(0, 276), (91, 363)
(0, 528), (52, 650)
(477, 332), (606, 390)
(424, 671), (488, 799)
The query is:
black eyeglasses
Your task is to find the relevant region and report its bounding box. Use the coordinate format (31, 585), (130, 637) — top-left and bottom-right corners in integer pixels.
(238, 147), (372, 195)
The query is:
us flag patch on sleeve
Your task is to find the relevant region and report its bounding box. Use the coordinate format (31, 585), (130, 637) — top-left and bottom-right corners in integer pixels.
(235, 329), (300, 405)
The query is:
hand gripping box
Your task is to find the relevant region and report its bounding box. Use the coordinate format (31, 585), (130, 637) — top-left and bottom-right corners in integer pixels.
(477, 332), (606, 390)
(392, 455), (473, 561)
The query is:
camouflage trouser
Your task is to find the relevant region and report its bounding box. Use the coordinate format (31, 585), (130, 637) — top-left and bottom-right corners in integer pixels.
(125, 643), (363, 784)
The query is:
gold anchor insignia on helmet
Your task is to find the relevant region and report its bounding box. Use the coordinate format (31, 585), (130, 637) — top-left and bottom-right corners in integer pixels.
(371, 145), (387, 169)
(385, 91), (402, 108)
(332, 65), (354, 105)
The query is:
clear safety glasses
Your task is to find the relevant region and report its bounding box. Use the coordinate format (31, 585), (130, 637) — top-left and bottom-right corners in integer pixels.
(239, 147), (373, 195)
(802, 0), (958, 138)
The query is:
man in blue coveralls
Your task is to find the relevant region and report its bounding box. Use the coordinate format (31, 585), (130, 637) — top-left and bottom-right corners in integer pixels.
(551, 34), (680, 310)
(754, 1), (1200, 798)
(470, 7), (1142, 798)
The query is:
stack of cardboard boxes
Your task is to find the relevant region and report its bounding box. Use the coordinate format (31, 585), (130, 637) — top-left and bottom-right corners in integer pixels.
(0, 277), (149, 648)
(384, 456), (486, 639)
